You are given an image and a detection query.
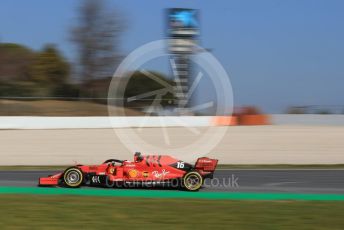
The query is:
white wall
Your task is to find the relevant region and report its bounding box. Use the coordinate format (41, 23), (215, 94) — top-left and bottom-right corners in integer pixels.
(271, 114), (344, 126)
(0, 116), (213, 129)
(1, 115), (344, 130)
(1, 126), (344, 165)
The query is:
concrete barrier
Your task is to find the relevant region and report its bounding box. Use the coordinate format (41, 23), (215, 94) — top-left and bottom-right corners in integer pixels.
(2, 115), (343, 130)
(1, 115), (344, 165)
(0, 126), (344, 165)
(271, 114), (344, 126)
(0, 116), (238, 129)
(0, 116), (207, 129)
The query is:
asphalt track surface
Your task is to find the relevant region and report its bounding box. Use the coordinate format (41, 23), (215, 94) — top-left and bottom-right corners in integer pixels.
(0, 169), (344, 194)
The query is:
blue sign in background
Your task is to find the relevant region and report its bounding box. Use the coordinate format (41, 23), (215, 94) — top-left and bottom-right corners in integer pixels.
(168, 8), (199, 30)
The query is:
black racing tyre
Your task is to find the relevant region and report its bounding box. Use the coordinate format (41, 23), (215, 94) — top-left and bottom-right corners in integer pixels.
(63, 167), (84, 188)
(182, 171), (203, 191)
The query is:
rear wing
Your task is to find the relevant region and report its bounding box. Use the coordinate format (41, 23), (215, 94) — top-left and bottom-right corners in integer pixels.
(194, 157), (218, 172)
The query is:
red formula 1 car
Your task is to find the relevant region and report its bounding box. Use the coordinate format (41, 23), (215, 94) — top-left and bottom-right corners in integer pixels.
(39, 152), (218, 191)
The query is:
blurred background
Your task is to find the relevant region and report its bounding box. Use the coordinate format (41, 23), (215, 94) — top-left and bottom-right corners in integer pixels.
(1, 0), (343, 116)
(1, 2), (344, 229)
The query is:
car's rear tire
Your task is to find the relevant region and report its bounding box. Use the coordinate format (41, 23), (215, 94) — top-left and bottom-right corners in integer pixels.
(182, 171), (203, 191)
(63, 167), (84, 188)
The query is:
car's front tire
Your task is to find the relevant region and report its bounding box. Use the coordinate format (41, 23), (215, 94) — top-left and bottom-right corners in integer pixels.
(63, 167), (84, 188)
(182, 171), (203, 191)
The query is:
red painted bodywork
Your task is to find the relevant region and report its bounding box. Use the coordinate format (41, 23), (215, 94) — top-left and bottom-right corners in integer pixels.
(38, 154), (218, 187)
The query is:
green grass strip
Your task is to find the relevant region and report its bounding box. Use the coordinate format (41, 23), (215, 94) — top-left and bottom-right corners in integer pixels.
(0, 186), (344, 201)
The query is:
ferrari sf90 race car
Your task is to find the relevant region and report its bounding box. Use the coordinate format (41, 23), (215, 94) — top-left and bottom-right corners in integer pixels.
(39, 152), (218, 191)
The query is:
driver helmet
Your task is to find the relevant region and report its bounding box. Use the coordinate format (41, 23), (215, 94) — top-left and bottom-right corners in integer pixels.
(134, 152), (143, 162)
